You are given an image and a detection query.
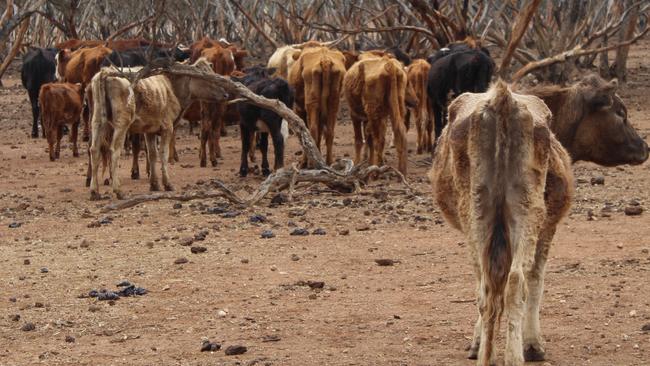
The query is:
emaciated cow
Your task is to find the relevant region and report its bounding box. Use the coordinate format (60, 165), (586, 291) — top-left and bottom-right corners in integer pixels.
(88, 60), (226, 200)
(526, 74), (648, 166)
(289, 46), (347, 165)
(233, 65), (294, 177)
(38, 82), (84, 161)
(343, 56), (414, 174)
(430, 81), (574, 365)
(21, 47), (57, 138)
(405, 59), (433, 154)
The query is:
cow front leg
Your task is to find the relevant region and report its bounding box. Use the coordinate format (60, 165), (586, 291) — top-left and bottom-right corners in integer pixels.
(259, 132), (270, 176)
(144, 133), (160, 192)
(160, 129), (174, 192)
(271, 129), (285, 171)
(30, 97), (40, 138)
(239, 124), (253, 177)
(130, 134), (141, 180)
(89, 139), (102, 199)
(199, 122), (208, 167)
(523, 233), (553, 362)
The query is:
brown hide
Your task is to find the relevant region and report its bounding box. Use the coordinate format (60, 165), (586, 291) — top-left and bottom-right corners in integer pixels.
(406, 59), (433, 154)
(39, 82), (84, 161)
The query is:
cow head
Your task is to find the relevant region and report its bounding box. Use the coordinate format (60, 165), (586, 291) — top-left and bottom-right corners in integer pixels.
(55, 49), (71, 81)
(570, 76), (648, 166)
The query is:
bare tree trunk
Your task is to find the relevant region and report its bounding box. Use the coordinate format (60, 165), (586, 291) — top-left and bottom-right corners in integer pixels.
(614, 0), (639, 82)
(499, 0), (542, 78)
(0, 16), (28, 83)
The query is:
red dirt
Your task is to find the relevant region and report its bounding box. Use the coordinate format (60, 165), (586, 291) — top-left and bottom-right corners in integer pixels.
(0, 41), (649, 365)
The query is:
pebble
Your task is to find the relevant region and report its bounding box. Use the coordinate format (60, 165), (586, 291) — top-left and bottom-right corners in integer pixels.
(261, 230), (275, 239)
(217, 310), (227, 318)
(339, 229), (350, 236)
(241, 258), (249, 264)
(80, 239), (90, 248)
(194, 230), (209, 241)
(221, 211), (241, 218)
(290, 228), (309, 236)
(312, 228), (326, 235)
(179, 237), (194, 246)
(375, 259), (395, 266)
(291, 254), (300, 261)
(40, 267), (48, 273)
(201, 340), (221, 352)
(8, 222), (21, 228)
(224, 345), (247, 355)
(250, 214), (267, 223)
(590, 176), (605, 185)
(174, 257), (188, 265)
(65, 335), (75, 343)
(270, 193), (288, 205)
(172, 203), (182, 209)
(307, 281), (325, 289)
(356, 225), (370, 231)
(10, 314), (20, 321)
(624, 206), (643, 216)
(641, 323), (650, 332)
(190, 246), (207, 254)
(21, 322), (35, 331)
(23, 259), (30, 265)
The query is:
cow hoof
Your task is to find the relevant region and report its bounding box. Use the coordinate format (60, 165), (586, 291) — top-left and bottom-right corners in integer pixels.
(85, 178), (91, 187)
(73, 152), (79, 158)
(89, 191), (101, 201)
(239, 169), (248, 178)
(150, 183), (161, 192)
(524, 344), (546, 362)
(200, 160), (207, 168)
(164, 184), (174, 192)
(467, 345), (478, 360)
(262, 168), (271, 177)
(211, 160), (218, 167)
(31, 132), (38, 138)
(50, 156), (55, 162)
(131, 171), (140, 180)
(103, 178), (110, 186)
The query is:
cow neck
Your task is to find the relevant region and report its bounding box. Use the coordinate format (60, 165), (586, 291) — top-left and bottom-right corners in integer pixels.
(544, 86), (586, 158)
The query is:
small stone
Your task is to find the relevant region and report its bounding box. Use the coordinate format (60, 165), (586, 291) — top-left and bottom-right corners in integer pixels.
(241, 258), (249, 264)
(23, 259), (30, 265)
(172, 203), (182, 209)
(270, 265), (277, 271)
(629, 310), (637, 317)
(201, 340), (221, 352)
(34, 302), (44, 308)
(641, 323), (650, 332)
(307, 281), (325, 289)
(224, 345), (247, 355)
(221, 211), (241, 218)
(339, 229), (350, 236)
(8, 222), (21, 228)
(190, 246), (207, 254)
(65, 335), (75, 343)
(98, 217), (112, 225)
(250, 214), (267, 223)
(290, 228), (309, 236)
(21, 322), (35, 331)
(40, 267), (48, 273)
(291, 254), (300, 261)
(308, 294), (317, 300)
(194, 230), (209, 241)
(174, 257), (188, 265)
(9, 297), (16, 302)
(356, 225), (370, 232)
(616, 243), (624, 249)
(10, 314), (20, 321)
(261, 230), (275, 239)
(590, 176), (605, 185)
(80, 239), (90, 248)
(375, 259), (395, 266)
(217, 310), (227, 318)
(271, 193), (288, 205)
(179, 237), (194, 246)
(312, 228), (326, 235)
(624, 206), (643, 216)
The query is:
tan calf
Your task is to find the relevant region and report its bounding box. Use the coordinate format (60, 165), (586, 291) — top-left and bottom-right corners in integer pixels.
(406, 59), (433, 154)
(430, 81), (574, 365)
(38, 82), (84, 161)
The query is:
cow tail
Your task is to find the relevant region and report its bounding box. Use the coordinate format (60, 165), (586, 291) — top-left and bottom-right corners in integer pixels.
(481, 80), (514, 365)
(319, 57), (332, 128)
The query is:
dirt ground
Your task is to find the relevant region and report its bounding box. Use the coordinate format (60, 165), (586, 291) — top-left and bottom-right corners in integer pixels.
(1, 41), (649, 366)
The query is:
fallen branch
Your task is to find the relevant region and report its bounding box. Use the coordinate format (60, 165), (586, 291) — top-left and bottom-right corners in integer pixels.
(100, 191), (242, 213)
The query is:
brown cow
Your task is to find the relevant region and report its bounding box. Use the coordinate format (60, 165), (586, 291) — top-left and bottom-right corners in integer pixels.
(430, 81), (574, 365)
(289, 46), (347, 165)
(406, 59), (433, 154)
(55, 45), (113, 140)
(189, 37), (248, 70)
(38, 82), (83, 161)
(343, 56), (413, 174)
(526, 74), (649, 166)
(55, 38), (169, 52)
(88, 60), (226, 200)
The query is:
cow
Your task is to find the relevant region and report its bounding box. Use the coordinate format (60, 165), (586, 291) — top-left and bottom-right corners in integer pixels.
(427, 48), (495, 146)
(343, 56), (414, 174)
(55, 38), (171, 52)
(405, 59), (433, 154)
(38, 82), (84, 161)
(430, 81), (574, 365)
(189, 36), (248, 70)
(525, 74), (649, 166)
(267, 41), (326, 79)
(87, 59), (226, 200)
(101, 46), (190, 68)
(21, 47), (57, 138)
(56, 45), (113, 140)
(232, 65), (294, 177)
(288, 46), (347, 166)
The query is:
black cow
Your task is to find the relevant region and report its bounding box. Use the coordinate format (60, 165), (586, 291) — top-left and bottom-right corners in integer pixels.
(101, 46), (190, 68)
(233, 66), (294, 177)
(427, 48), (495, 145)
(21, 47), (57, 138)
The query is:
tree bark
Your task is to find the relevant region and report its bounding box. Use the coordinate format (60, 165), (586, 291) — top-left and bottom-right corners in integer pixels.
(614, 1), (640, 81)
(499, 0), (542, 78)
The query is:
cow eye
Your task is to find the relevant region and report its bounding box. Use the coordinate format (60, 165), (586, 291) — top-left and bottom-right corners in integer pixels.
(615, 109), (626, 119)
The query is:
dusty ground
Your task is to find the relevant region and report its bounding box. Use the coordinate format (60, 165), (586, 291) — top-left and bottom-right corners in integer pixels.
(1, 41), (649, 366)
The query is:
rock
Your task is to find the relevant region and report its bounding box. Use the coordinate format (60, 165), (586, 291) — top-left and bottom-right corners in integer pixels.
(342, 198), (352, 206)
(642, 323), (650, 332)
(339, 229), (350, 236)
(172, 203), (182, 209)
(34, 302), (44, 308)
(205, 206), (228, 214)
(9, 297), (16, 302)
(291, 254), (300, 261)
(40, 267), (48, 273)
(21, 322), (35, 331)
(624, 206), (643, 216)
(80, 239), (90, 248)
(10, 314), (20, 321)
(307, 281), (325, 289)
(174, 257), (188, 265)
(97, 291), (119, 301)
(375, 259), (395, 266)
(308, 293), (317, 300)
(241, 258), (250, 264)
(288, 209), (306, 218)
(225, 345), (247, 355)
(261, 230), (275, 239)
(576, 177), (588, 184)
(217, 310), (227, 318)
(23, 259), (30, 265)
(271, 193), (289, 205)
(356, 225), (370, 232)
(194, 230), (209, 241)
(8, 222), (22, 228)
(616, 243), (624, 249)
(201, 340), (221, 352)
(290, 228), (309, 236)
(65, 335), (75, 343)
(250, 214), (267, 223)
(98, 217), (112, 225)
(178, 237), (194, 246)
(190, 246), (207, 254)
(590, 176), (605, 185)
(261, 335), (281, 342)
(222, 211), (241, 218)
(312, 228), (326, 235)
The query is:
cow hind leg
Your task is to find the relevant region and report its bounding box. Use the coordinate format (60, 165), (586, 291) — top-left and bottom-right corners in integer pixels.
(131, 134), (141, 180)
(109, 128), (128, 200)
(239, 124), (253, 177)
(271, 129), (285, 172)
(160, 129), (174, 192)
(352, 117), (364, 164)
(144, 133), (160, 192)
(199, 122), (208, 167)
(523, 240), (548, 362)
(30, 97), (40, 138)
